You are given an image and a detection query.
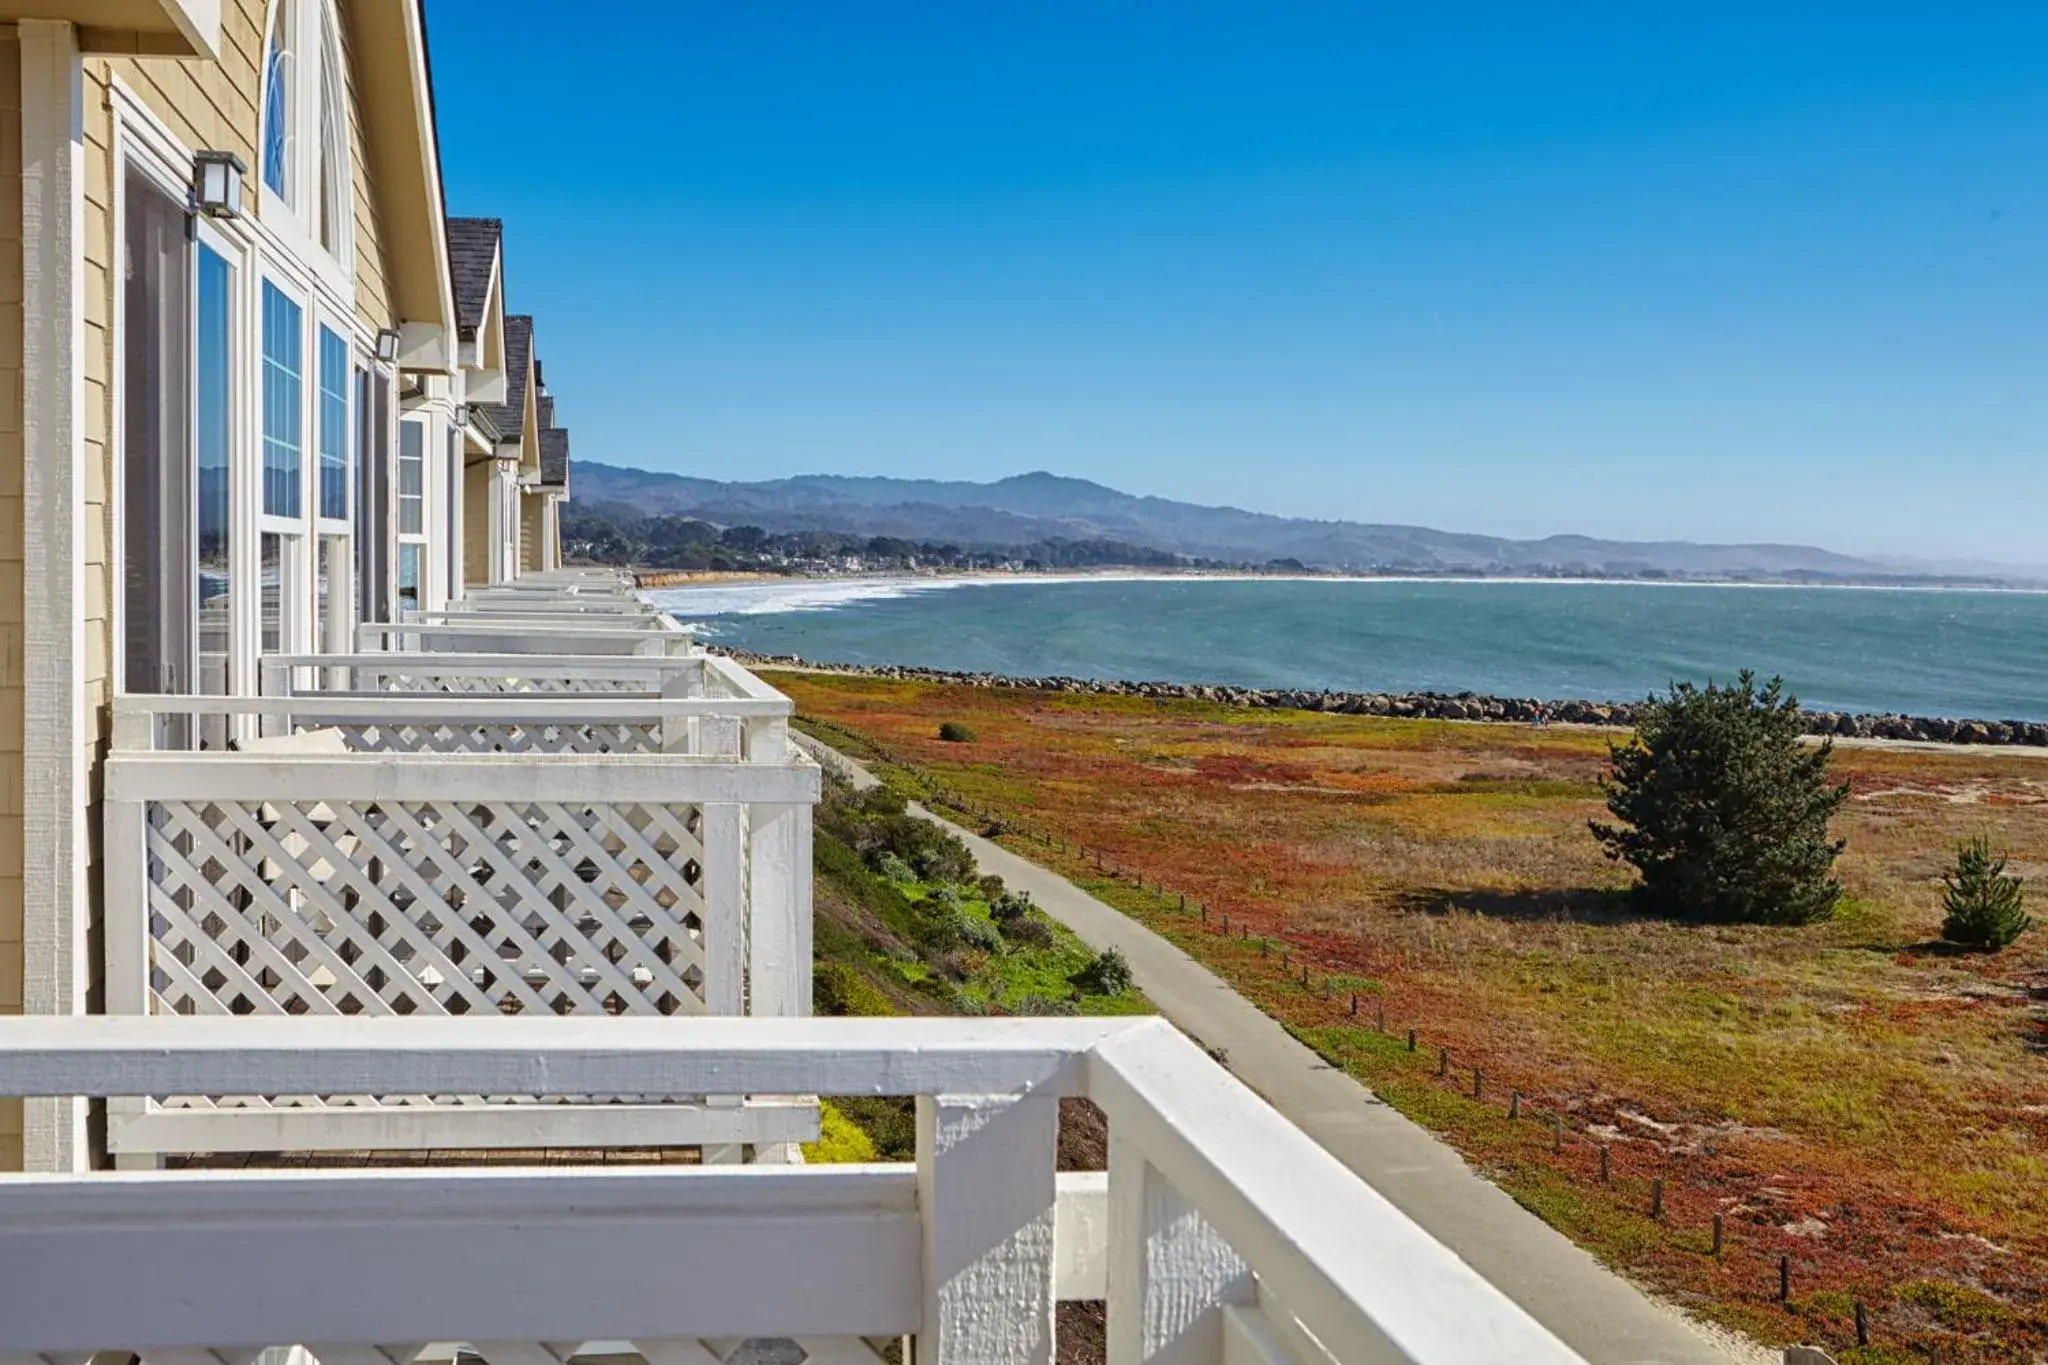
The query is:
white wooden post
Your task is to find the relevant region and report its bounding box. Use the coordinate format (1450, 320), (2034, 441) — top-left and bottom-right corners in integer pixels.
(916, 1090), (1060, 1365)
(748, 803), (812, 1019)
(1106, 1130), (1253, 1365)
(744, 716), (790, 762)
(700, 715), (741, 760)
(661, 663), (707, 699)
(102, 791), (158, 1168)
(700, 804), (745, 1016)
(20, 14), (89, 1175)
(700, 802), (747, 1167)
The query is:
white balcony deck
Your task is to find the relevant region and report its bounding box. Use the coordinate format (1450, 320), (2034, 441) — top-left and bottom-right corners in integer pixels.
(103, 584), (818, 1158)
(0, 1016), (1586, 1364)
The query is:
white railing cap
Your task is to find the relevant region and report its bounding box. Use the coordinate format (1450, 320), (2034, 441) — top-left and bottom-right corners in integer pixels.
(0, 1014), (1131, 1099)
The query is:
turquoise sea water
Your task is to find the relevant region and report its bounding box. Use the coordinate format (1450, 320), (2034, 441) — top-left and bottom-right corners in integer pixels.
(649, 577), (2048, 722)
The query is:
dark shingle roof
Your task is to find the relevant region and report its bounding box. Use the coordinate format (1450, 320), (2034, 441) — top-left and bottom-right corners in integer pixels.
(482, 314), (532, 442)
(446, 218), (501, 341)
(540, 428), (570, 489)
(536, 392), (556, 431)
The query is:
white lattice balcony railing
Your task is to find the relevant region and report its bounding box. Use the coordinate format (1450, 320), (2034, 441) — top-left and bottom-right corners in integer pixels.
(102, 699), (817, 1158)
(359, 614), (695, 657)
(0, 1016), (1584, 1365)
(247, 653), (793, 760)
(434, 597), (672, 617)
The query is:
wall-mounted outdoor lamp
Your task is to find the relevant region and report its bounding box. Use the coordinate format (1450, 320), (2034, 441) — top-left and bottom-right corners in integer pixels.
(375, 328), (402, 363)
(193, 150), (245, 219)
(453, 403), (470, 426)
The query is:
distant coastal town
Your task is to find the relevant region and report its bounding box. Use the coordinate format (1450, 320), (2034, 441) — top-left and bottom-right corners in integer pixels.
(578, 508), (2039, 593)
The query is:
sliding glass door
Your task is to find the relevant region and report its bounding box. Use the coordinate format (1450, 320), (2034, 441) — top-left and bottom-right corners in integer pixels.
(119, 164), (192, 701)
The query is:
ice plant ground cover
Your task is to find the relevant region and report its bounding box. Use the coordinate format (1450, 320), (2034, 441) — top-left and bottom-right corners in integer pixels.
(768, 669), (2048, 1363)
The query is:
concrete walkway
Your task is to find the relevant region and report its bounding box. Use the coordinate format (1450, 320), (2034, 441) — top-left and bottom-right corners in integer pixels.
(797, 733), (1752, 1365)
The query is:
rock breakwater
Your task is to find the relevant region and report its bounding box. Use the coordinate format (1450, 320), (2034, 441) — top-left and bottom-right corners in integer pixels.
(720, 650), (2048, 748)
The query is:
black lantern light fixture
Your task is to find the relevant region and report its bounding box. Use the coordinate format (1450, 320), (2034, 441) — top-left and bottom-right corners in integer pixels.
(453, 403), (470, 426)
(374, 327), (402, 363)
(193, 150), (245, 219)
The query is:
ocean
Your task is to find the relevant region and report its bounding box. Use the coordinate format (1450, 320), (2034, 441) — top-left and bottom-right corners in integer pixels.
(648, 576), (2048, 722)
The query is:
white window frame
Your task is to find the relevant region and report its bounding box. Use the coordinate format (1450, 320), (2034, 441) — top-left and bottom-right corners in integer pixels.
(311, 314), (355, 654)
(256, 269), (312, 656)
(257, 0), (354, 299)
(109, 80), (265, 703)
(395, 415), (429, 614)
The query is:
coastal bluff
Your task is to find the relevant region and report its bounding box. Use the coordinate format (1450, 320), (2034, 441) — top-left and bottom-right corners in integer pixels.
(723, 649), (2048, 748)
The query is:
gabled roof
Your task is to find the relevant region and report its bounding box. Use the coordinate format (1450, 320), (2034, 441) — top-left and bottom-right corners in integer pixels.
(540, 428), (570, 489)
(447, 217), (501, 341)
(536, 392), (556, 431)
(344, 0), (455, 362)
(482, 314), (532, 441)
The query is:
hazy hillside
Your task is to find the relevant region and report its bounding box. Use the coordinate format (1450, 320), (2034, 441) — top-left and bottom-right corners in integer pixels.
(573, 463), (1897, 578)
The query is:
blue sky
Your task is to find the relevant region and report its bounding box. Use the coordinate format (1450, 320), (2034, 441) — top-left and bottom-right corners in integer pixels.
(428, 4), (2048, 563)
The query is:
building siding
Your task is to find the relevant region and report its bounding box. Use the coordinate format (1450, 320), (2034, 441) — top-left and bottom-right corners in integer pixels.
(0, 26), (22, 1172)
(463, 459), (491, 586)
(520, 491), (544, 574)
(0, 2), (410, 1172)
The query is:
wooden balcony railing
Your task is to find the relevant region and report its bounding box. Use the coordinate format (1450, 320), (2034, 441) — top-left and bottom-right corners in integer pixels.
(102, 682), (816, 1158)
(0, 1015), (1585, 1365)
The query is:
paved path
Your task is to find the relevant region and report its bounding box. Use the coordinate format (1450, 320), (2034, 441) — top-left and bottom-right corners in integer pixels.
(797, 733), (1751, 1365)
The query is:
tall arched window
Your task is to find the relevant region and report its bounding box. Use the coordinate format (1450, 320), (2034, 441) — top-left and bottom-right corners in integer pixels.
(316, 1), (350, 260)
(260, 0), (294, 201)
(261, 0), (352, 269)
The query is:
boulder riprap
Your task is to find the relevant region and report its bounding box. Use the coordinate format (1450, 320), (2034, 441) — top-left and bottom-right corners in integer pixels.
(719, 650), (2048, 749)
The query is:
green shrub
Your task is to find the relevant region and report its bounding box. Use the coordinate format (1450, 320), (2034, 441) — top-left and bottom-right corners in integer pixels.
(833, 1095), (916, 1160)
(802, 1101), (882, 1164)
(1591, 671), (1848, 924)
(876, 852), (918, 884)
(859, 784), (909, 817)
(998, 914), (1055, 948)
(813, 961), (899, 1018)
(938, 721), (977, 743)
(990, 890), (1034, 923)
(978, 874), (1008, 901)
(1017, 993), (1078, 1017)
(1940, 837), (2031, 950)
(953, 910), (1002, 953)
(1071, 946), (1135, 997)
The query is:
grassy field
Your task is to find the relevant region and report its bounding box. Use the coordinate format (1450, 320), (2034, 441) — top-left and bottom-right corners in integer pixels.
(770, 668), (2048, 1364)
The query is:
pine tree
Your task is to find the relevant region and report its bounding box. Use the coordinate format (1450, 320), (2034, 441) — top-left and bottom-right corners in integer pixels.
(1940, 837), (2031, 950)
(1591, 671), (1848, 924)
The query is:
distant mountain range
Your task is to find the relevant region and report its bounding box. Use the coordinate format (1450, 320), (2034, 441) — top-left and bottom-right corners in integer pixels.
(572, 463), (2028, 583)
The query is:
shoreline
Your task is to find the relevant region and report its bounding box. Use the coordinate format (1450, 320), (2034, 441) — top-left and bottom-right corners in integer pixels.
(723, 649), (2048, 749)
(631, 565), (2048, 596)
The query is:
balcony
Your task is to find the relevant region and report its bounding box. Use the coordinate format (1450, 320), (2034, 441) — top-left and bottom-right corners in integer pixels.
(104, 577), (817, 1160)
(0, 1015), (1585, 1364)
